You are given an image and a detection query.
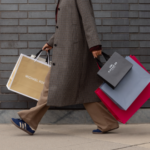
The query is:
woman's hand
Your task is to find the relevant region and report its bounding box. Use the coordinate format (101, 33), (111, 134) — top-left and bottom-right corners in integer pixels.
(92, 50), (102, 58)
(42, 43), (53, 52)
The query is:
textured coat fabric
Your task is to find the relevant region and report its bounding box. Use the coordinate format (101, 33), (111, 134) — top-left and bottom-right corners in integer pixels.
(54, 0), (102, 52)
(47, 0), (103, 107)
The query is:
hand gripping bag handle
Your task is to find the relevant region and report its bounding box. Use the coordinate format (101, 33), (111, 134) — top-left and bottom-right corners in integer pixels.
(95, 52), (110, 68)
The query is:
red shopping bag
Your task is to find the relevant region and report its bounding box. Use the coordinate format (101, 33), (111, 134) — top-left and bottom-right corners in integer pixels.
(95, 55), (150, 124)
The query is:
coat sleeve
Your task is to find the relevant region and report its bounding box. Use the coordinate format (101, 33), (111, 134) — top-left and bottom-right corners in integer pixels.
(47, 34), (55, 47)
(90, 45), (102, 52)
(76, 0), (101, 49)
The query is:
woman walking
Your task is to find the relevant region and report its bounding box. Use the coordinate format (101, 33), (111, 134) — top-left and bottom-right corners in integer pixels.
(11, 0), (119, 135)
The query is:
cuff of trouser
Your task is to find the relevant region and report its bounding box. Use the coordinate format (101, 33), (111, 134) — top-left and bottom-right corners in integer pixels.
(18, 112), (37, 130)
(98, 123), (119, 133)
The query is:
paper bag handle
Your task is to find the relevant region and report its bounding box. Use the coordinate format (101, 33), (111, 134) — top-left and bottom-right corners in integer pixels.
(95, 52), (110, 68)
(34, 50), (50, 65)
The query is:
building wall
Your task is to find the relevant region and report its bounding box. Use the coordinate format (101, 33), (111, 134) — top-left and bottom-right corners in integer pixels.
(0, 0), (150, 109)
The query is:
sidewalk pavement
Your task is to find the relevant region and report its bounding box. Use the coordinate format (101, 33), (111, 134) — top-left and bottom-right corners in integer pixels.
(1, 124), (150, 150)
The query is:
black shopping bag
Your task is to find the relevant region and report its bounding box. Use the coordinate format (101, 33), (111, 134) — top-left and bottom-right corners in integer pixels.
(96, 52), (133, 89)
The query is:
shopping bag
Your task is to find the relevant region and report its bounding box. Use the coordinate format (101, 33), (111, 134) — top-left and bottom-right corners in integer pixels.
(6, 50), (51, 101)
(100, 56), (150, 110)
(95, 55), (150, 124)
(97, 52), (133, 89)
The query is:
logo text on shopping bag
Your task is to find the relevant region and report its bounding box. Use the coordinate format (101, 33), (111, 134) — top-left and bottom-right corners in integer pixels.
(25, 75), (44, 84)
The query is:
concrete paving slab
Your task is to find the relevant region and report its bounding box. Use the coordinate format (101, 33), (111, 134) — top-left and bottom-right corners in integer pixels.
(53, 141), (127, 150)
(139, 143), (150, 149)
(118, 146), (149, 150)
(49, 124), (150, 146)
(38, 124), (150, 146)
(1, 124), (150, 150)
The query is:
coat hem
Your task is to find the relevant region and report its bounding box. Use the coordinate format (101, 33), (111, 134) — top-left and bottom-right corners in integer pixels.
(46, 98), (100, 107)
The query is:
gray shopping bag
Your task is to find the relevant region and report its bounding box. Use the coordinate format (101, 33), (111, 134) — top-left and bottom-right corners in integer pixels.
(97, 52), (133, 89)
(100, 56), (150, 111)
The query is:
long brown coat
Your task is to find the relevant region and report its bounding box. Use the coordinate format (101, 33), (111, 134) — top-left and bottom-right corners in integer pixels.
(47, 0), (103, 107)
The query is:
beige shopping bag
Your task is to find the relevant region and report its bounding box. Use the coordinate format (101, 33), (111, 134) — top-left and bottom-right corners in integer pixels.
(6, 52), (51, 101)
